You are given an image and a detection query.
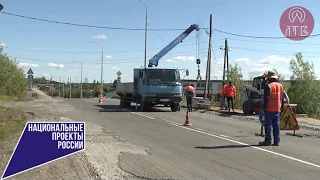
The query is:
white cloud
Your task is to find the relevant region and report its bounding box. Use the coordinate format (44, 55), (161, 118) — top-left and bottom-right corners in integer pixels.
(92, 34), (107, 40)
(259, 55), (291, 64)
(164, 56), (195, 62)
(48, 63), (64, 68)
(105, 55), (112, 59)
(0, 42), (7, 47)
(112, 67), (119, 70)
(17, 62), (40, 68)
(235, 58), (250, 62)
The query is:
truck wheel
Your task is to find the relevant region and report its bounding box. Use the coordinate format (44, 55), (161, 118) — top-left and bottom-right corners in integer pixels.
(140, 101), (148, 112)
(242, 100), (254, 115)
(171, 102), (179, 112)
(124, 101), (131, 107)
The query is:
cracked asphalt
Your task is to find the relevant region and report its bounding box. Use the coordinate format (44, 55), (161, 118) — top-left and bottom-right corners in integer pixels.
(64, 98), (320, 180)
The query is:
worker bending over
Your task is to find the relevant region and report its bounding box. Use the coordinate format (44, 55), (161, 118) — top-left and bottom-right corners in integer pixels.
(224, 81), (236, 112)
(259, 71), (284, 146)
(185, 84), (195, 112)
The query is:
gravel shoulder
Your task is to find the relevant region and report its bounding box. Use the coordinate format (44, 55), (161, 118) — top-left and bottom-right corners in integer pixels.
(0, 91), (147, 180)
(180, 101), (320, 132)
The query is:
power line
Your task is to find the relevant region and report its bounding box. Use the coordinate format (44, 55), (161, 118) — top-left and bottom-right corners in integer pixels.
(228, 38), (320, 46)
(229, 46), (320, 55)
(2, 11), (320, 39)
(212, 29), (320, 39)
(2, 40), (221, 54)
(0, 11), (200, 31)
(11, 48), (211, 65)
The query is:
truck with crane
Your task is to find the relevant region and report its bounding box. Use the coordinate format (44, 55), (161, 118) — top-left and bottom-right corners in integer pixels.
(241, 75), (296, 115)
(116, 24), (200, 112)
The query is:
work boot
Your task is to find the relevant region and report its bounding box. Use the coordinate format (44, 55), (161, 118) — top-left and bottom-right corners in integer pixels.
(259, 141), (271, 146)
(272, 142), (279, 146)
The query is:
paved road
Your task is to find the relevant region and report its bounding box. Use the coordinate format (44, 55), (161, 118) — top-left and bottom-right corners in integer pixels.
(64, 98), (320, 180)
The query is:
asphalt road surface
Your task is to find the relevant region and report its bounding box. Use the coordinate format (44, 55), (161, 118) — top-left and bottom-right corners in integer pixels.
(64, 98), (320, 180)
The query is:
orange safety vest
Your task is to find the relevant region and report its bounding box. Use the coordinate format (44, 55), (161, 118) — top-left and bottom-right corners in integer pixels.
(221, 84), (227, 96)
(265, 82), (283, 112)
(225, 85), (236, 98)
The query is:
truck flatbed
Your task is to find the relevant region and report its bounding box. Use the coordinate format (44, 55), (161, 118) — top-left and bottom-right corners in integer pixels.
(116, 82), (134, 94)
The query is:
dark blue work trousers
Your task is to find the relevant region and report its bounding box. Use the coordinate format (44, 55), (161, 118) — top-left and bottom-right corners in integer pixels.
(264, 111), (281, 144)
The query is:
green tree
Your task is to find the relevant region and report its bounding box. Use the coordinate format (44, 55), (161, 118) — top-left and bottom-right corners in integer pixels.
(227, 63), (245, 109)
(112, 79), (117, 89)
(287, 53), (320, 117)
(0, 54), (27, 100)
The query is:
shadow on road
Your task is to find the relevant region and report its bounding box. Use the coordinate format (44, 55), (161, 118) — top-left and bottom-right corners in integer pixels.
(194, 144), (259, 149)
(95, 105), (170, 113)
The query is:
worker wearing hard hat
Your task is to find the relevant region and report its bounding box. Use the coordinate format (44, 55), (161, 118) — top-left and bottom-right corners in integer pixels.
(185, 83), (195, 112)
(259, 70), (284, 146)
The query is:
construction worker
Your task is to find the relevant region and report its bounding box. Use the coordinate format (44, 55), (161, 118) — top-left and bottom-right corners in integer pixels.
(185, 83), (195, 112)
(220, 82), (228, 110)
(259, 70), (284, 146)
(224, 81), (236, 112)
(258, 71), (269, 137)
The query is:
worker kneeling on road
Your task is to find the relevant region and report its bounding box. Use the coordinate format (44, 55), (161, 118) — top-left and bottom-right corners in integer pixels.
(259, 71), (284, 146)
(185, 84), (195, 112)
(224, 81), (236, 112)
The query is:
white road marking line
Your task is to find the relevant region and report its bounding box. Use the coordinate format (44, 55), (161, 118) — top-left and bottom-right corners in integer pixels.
(83, 99), (96, 103)
(131, 112), (155, 119)
(162, 119), (320, 169)
(83, 98), (320, 169)
(219, 134), (240, 141)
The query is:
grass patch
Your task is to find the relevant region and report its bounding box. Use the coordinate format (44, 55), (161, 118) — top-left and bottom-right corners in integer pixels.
(0, 95), (18, 101)
(0, 106), (27, 142)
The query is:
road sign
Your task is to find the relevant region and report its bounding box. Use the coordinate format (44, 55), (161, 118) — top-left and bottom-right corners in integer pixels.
(116, 71), (122, 76)
(280, 105), (299, 130)
(27, 68), (34, 75)
(117, 76), (121, 82)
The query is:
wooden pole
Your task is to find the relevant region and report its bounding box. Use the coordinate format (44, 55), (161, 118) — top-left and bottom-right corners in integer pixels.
(204, 14), (212, 99)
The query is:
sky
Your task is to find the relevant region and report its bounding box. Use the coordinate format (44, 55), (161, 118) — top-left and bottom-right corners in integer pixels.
(0, 0), (320, 83)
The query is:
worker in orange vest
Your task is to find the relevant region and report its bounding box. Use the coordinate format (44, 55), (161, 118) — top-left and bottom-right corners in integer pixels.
(259, 70), (284, 146)
(185, 84), (195, 112)
(224, 81), (236, 112)
(220, 82), (228, 110)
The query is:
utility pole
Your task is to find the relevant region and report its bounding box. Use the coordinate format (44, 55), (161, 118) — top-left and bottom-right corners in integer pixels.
(80, 66), (83, 99)
(69, 74), (72, 99)
(62, 79), (65, 98)
(137, 0), (148, 69)
(59, 78), (61, 97)
(204, 14), (212, 100)
(220, 39), (230, 82)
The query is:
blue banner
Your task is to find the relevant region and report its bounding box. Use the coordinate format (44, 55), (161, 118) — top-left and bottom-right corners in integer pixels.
(1, 122), (85, 179)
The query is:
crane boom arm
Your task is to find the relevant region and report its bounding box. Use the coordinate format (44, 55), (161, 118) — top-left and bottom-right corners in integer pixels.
(148, 24), (200, 67)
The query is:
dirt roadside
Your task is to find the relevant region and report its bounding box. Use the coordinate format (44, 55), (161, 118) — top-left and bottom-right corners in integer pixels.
(0, 91), (147, 180)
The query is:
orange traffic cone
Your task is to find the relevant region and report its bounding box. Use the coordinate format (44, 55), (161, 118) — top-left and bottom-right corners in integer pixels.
(184, 111), (191, 126)
(98, 95), (103, 104)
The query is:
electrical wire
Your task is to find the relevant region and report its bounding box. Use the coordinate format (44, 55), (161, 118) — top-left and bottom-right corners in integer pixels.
(2, 11), (320, 39)
(227, 38), (320, 46)
(230, 46), (320, 55)
(2, 40), (218, 54)
(9, 48), (212, 65)
(147, 23), (170, 42)
(212, 28), (320, 39)
(0, 11), (199, 31)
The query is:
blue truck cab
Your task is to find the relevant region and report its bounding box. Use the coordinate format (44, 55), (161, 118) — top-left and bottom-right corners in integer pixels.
(134, 68), (183, 111)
